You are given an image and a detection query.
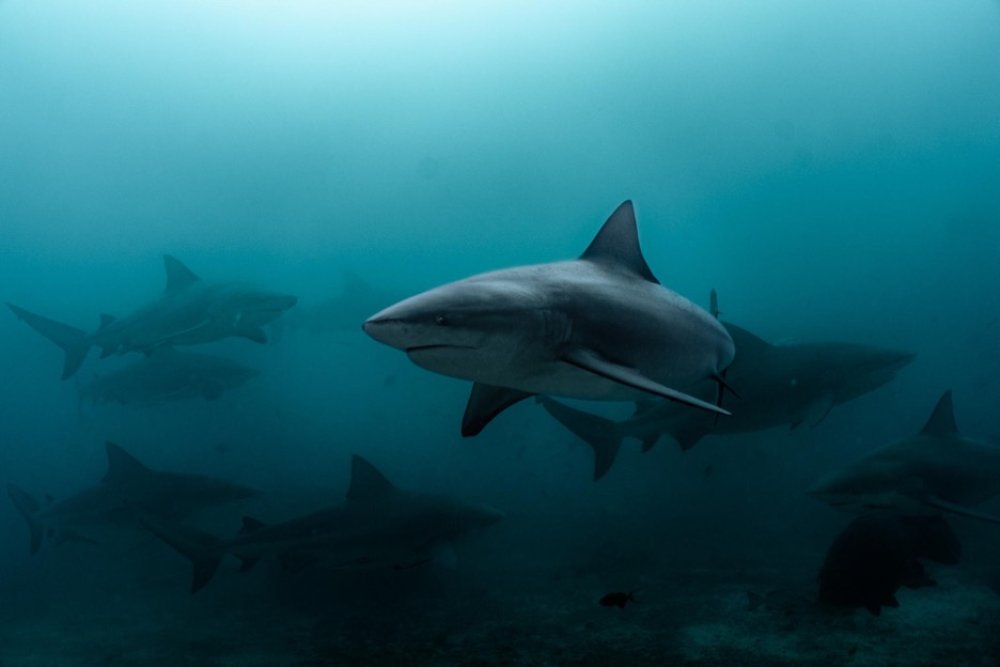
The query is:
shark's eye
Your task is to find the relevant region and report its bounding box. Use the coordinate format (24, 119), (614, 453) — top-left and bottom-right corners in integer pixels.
(434, 314), (449, 326)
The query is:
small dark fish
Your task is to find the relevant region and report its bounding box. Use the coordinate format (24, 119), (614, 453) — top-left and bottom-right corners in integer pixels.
(599, 591), (636, 609)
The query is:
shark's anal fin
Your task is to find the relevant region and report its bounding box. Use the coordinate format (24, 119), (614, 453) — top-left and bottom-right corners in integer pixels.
(561, 348), (730, 416)
(923, 496), (1000, 524)
(462, 383), (533, 437)
(163, 256), (201, 293)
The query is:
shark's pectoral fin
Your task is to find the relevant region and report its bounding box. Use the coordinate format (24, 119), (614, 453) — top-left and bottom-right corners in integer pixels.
(462, 383), (534, 437)
(237, 326), (268, 344)
(54, 529), (100, 547)
(238, 556), (260, 573)
(923, 496), (1000, 524)
(561, 348), (729, 416)
(640, 436), (659, 453)
(791, 394), (834, 430)
(537, 396), (622, 481)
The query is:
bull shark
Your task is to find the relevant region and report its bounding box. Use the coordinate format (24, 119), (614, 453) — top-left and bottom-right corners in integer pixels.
(808, 391), (1000, 524)
(143, 454), (503, 592)
(7, 441), (257, 554)
(540, 316), (915, 479)
(79, 349), (260, 406)
(7, 256), (297, 379)
(363, 201), (735, 437)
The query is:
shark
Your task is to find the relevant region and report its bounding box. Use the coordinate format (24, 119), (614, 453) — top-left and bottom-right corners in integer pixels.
(7, 441), (258, 554)
(7, 256), (297, 379)
(808, 391), (1000, 524)
(539, 316), (915, 479)
(143, 454), (504, 592)
(363, 201), (735, 437)
(78, 349), (260, 406)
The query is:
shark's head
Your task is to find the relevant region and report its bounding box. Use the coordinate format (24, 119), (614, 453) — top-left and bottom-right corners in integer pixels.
(826, 345), (916, 403)
(219, 285), (298, 327)
(363, 273), (545, 380)
(806, 459), (919, 513)
(162, 475), (259, 517)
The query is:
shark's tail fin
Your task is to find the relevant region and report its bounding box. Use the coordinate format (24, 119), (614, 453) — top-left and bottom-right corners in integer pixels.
(7, 484), (44, 555)
(140, 516), (223, 593)
(6, 304), (91, 379)
(537, 397), (623, 481)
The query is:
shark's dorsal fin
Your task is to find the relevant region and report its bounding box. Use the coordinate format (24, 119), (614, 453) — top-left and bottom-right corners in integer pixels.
(347, 455), (397, 501)
(580, 201), (659, 284)
(103, 442), (152, 484)
(240, 516), (266, 535)
(723, 323), (772, 353)
(98, 314), (116, 330)
(163, 256), (200, 293)
(921, 390), (958, 437)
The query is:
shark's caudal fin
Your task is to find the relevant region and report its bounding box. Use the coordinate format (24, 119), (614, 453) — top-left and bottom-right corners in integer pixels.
(163, 256), (201, 293)
(6, 303), (91, 379)
(580, 201), (660, 284)
(347, 455), (397, 501)
(537, 397), (623, 481)
(103, 442), (153, 485)
(140, 516), (222, 593)
(462, 383), (534, 437)
(7, 484), (44, 555)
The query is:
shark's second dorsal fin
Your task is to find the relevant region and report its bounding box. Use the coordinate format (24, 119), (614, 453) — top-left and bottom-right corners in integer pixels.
(103, 442), (152, 485)
(921, 390), (958, 437)
(346, 455), (397, 502)
(163, 256), (200, 293)
(580, 201), (659, 284)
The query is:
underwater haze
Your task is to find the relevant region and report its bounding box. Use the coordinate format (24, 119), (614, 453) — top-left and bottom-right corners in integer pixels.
(2, 1), (1000, 665)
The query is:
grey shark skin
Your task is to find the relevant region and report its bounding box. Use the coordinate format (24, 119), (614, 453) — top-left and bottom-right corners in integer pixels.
(808, 391), (1000, 524)
(143, 454), (504, 592)
(540, 320), (914, 479)
(7, 442), (257, 554)
(79, 349), (260, 406)
(7, 256), (297, 379)
(363, 201), (735, 436)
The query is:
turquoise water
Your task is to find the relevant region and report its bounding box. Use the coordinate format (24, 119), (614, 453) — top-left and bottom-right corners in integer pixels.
(1, 2), (999, 665)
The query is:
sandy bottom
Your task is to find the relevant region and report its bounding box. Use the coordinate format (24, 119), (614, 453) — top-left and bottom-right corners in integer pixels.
(2, 539), (999, 667)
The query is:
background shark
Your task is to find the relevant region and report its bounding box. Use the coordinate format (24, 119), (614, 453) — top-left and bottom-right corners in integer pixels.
(7, 256), (296, 379)
(363, 201), (735, 436)
(539, 320), (914, 479)
(8, 442), (257, 554)
(809, 391), (1000, 524)
(143, 454), (503, 592)
(78, 349), (260, 406)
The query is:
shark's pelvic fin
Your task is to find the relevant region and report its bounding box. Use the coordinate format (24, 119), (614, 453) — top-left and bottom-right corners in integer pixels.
(791, 394), (834, 430)
(579, 201), (659, 284)
(462, 383), (534, 437)
(103, 442), (153, 485)
(921, 390), (958, 436)
(7, 484), (43, 555)
(537, 397), (623, 481)
(561, 348), (730, 416)
(163, 256), (201, 293)
(347, 455), (397, 502)
(6, 303), (91, 379)
(237, 326), (268, 344)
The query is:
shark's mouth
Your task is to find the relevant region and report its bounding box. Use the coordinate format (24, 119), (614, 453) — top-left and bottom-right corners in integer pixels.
(406, 344), (477, 353)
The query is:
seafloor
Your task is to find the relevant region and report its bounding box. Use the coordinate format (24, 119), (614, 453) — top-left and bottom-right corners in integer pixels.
(2, 527), (999, 667)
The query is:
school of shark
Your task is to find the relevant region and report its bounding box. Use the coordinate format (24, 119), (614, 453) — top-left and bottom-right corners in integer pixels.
(7, 199), (993, 628)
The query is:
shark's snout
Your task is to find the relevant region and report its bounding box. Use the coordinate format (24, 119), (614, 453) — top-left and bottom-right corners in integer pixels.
(362, 311), (408, 349)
